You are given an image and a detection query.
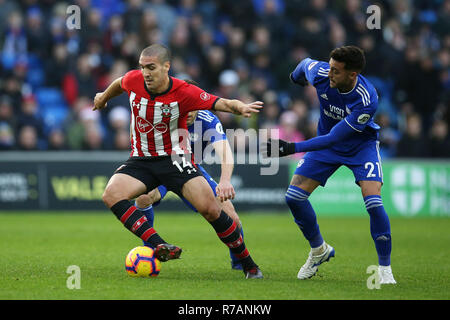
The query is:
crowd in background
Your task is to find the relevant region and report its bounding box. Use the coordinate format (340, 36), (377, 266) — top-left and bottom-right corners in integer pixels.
(0, 0), (449, 158)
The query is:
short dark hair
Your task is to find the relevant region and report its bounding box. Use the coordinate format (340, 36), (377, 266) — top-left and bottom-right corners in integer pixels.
(330, 46), (365, 72)
(141, 44), (171, 63)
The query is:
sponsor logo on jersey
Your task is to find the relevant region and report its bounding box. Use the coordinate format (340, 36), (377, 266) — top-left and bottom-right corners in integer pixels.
(320, 93), (328, 100)
(357, 114), (371, 124)
(154, 122), (168, 133)
(136, 116), (152, 133)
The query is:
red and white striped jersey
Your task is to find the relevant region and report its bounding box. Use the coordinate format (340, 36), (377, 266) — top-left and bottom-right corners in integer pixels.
(121, 70), (219, 157)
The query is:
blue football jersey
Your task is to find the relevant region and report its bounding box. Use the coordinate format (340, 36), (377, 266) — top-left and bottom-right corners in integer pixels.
(296, 58), (380, 155)
(188, 110), (227, 162)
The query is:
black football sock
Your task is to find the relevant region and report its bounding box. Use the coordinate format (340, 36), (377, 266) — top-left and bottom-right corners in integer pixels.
(209, 211), (258, 271)
(110, 199), (166, 247)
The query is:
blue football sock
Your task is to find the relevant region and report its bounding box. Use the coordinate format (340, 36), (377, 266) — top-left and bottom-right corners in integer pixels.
(364, 195), (392, 266)
(135, 201), (155, 248)
(285, 185), (324, 248)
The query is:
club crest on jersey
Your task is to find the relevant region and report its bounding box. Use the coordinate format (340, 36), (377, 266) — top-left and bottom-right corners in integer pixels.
(200, 92), (210, 101)
(136, 116), (152, 133)
(160, 104), (173, 118)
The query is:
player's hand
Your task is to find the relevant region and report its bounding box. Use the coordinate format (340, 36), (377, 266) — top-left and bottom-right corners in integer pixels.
(93, 92), (108, 111)
(265, 138), (296, 157)
(216, 180), (235, 202)
(238, 101), (263, 118)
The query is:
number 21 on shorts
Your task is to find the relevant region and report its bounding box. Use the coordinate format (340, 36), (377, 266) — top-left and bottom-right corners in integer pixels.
(364, 161), (381, 178)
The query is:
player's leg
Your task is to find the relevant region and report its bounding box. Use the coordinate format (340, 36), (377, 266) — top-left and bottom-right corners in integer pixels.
(135, 185), (168, 247)
(287, 157), (337, 279)
(197, 164), (245, 270)
(359, 180), (395, 284)
(220, 199), (245, 270)
(352, 142), (395, 284)
(103, 165), (181, 262)
(180, 176), (262, 278)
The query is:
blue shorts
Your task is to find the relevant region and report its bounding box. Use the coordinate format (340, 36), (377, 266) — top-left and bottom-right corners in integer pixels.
(154, 164), (218, 212)
(294, 140), (383, 187)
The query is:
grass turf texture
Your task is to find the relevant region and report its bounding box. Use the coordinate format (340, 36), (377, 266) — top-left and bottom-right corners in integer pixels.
(0, 212), (449, 300)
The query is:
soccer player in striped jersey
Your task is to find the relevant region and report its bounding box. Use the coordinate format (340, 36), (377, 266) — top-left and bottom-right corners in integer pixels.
(93, 44), (263, 279)
(135, 101), (245, 270)
(266, 46), (396, 284)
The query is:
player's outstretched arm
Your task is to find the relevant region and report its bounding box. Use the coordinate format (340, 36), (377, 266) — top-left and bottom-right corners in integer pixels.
(266, 120), (356, 157)
(214, 98), (263, 118)
(212, 139), (235, 202)
(93, 77), (124, 111)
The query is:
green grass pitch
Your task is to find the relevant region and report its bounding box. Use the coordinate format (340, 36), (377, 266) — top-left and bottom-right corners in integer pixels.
(0, 211), (449, 300)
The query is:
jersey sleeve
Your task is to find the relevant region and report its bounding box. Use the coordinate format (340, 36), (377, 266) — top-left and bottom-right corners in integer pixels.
(180, 83), (220, 114)
(291, 58), (330, 87)
(120, 70), (140, 94)
(208, 117), (227, 144)
(197, 111), (227, 144)
(343, 91), (378, 133)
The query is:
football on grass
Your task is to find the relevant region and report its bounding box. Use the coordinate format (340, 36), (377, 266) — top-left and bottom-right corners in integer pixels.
(125, 246), (161, 277)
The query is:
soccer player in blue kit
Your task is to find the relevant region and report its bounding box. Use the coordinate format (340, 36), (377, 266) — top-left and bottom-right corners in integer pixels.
(135, 103), (245, 270)
(266, 46), (396, 284)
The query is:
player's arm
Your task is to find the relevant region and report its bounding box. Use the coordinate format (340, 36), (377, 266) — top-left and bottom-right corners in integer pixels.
(266, 120), (356, 157)
(267, 98), (376, 157)
(213, 98), (263, 118)
(212, 139), (235, 202)
(290, 58), (328, 87)
(93, 77), (124, 111)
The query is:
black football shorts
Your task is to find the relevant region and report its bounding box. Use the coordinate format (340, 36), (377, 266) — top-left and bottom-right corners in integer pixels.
(114, 154), (202, 196)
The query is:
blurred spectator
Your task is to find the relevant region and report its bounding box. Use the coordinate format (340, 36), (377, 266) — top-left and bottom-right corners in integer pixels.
(217, 69), (240, 99)
(259, 90), (280, 130)
(147, 0), (177, 44)
(0, 95), (16, 149)
(275, 110), (305, 159)
(47, 128), (67, 151)
(16, 95), (45, 143)
(103, 15), (126, 57)
(113, 129), (131, 150)
(108, 106), (130, 132)
(429, 118), (450, 158)
(0, 122), (15, 150)
(376, 112), (400, 159)
(45, 43), (70, 88)
(82, 124), (105, 150)
(396, 113), (430, 157)
(124, 0), (144, 34)
(25, 7), (49, 59)
(1, 11), (27, 70)
(290, 99), (309, 135)
(16, 125), (38, 150)
(74, 54), (98, 98)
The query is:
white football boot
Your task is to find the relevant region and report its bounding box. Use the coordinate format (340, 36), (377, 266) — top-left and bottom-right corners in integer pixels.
(378, 265), (396, 284)
(297, 243), (335, 279)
